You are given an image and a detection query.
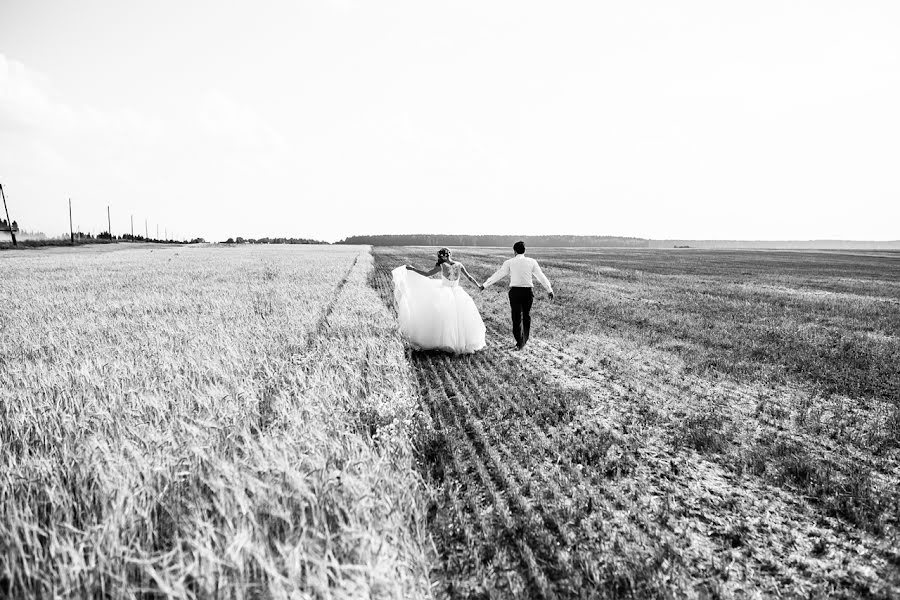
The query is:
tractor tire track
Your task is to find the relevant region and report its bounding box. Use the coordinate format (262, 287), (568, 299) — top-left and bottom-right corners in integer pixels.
(308, 252), (360, 341)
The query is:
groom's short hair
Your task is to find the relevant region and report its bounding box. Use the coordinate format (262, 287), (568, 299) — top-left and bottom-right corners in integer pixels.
(513, 241), (525, 254)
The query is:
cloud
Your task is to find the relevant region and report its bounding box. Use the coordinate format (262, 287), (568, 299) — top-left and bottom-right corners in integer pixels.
(0, 54), (296, 217)
(0, 53), (161, 141)
(0, 54), (53, 133)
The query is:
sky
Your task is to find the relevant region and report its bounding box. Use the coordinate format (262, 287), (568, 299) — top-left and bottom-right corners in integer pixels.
(1, 1), (898, 243)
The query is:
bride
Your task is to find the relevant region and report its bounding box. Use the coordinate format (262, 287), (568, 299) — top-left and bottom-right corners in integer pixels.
(392, 247), (487, 354)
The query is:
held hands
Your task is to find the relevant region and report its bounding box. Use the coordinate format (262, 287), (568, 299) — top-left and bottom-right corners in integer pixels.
(478, 283), (485, 291)
(549, 291), (555, 301)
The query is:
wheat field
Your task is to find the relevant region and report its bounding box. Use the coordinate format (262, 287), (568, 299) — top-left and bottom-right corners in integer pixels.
(1, 244), (431, 598)
(2, 243), (898, 599)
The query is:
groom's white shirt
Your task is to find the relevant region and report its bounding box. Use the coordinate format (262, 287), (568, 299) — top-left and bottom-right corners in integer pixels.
(483, 254), (553, 292)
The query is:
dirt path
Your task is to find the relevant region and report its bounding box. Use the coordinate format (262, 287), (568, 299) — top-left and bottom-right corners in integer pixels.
(369, 257), (900, 599)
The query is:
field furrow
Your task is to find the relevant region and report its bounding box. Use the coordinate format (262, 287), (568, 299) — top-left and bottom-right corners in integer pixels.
(438, 357), (581, 554)
(432, 359), (567, 597)
(426, 355), (556, 598)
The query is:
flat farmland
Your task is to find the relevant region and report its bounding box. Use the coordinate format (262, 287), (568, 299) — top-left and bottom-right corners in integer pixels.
(2, 244), (898, 599)
(371, 247), (900, 599)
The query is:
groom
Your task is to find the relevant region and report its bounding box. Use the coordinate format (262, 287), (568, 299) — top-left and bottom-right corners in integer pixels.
(481, 241), (554, 350)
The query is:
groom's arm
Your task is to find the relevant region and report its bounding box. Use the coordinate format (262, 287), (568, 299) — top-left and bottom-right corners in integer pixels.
(481, 261), (510, 289)
(533, 261), (554, 298)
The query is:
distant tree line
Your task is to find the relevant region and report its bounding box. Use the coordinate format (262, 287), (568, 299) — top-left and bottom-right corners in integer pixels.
(222, 236), (326, 245)
(1, 233), (204, 250)
(1, 230), (205, 249)
(88, 232), (202, 244)
(335, 234), (650, 248)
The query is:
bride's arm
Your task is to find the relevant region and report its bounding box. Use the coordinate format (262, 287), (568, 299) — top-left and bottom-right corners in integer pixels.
(405, 264), (440, 277)
(459, 264), (483, 289)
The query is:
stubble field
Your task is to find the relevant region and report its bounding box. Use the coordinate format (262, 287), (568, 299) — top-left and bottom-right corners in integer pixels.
(1, 243), (898, 599)
(372, 246), (900, 599)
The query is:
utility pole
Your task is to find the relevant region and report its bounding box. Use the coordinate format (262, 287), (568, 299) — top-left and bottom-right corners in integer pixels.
(156, 224), (159, 240)
(131, 214), (134, 239)
(69, 198), (74, 244)
(145, 219), (148, 241)
(0, 183), (17, 246)
(107, 206), (111, 239)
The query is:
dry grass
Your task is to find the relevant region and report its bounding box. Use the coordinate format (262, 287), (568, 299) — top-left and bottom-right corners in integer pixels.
(0, 245), (431, 598)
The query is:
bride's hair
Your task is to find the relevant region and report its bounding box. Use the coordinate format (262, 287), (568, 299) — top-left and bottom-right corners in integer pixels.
(435, 247), (451, 267)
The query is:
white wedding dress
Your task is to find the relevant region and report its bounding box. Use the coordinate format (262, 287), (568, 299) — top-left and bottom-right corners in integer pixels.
(392, 263), (486, 354)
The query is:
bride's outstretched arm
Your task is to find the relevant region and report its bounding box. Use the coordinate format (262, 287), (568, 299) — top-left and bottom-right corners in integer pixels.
(405, 264), (440, 277)
(459, 264), (482, 289)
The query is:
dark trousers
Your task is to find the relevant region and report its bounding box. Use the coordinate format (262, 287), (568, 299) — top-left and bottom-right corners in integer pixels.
(508, 287), (534, 346)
